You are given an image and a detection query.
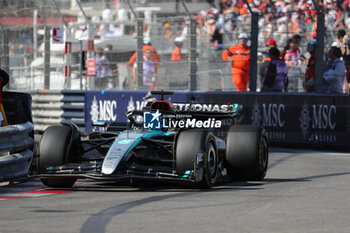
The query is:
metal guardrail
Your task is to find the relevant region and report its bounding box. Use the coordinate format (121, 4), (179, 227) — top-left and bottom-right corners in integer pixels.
(29, 90), (85, 133)
(0, 121), (34, 182)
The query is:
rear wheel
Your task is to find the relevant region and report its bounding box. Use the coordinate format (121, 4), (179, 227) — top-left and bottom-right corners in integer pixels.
(225, 125), (268, 181)
(38, 125), (77, 187)
(176, 129), (217, 188)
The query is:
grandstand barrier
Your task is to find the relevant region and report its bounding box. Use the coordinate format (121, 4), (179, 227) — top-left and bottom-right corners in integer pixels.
(0, 92), (34, 182)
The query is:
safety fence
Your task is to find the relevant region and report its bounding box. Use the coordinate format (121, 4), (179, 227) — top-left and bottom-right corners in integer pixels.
(2, 0), (349, 93)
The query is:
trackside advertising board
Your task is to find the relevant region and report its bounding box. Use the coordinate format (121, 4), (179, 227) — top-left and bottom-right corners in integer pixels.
(84, 91), (187, 132)
(85, 91), (350, 149)
(194, 92), (349, 149)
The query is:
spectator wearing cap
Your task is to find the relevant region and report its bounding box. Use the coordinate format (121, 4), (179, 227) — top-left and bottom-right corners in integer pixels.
(222, 33), (250, 92)
(171, 37), (184, 62)
(264, 39), (277, 62)
(259, 38), (277, 86)
(323, 46), (346, 94)
(261, 47), (288, 92)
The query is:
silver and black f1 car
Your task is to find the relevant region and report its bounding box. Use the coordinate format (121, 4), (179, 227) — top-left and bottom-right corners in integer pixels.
(30, 91), (268, 188)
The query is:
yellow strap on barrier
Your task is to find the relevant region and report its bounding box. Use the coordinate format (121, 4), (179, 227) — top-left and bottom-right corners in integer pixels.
(0, 103), (8, 126)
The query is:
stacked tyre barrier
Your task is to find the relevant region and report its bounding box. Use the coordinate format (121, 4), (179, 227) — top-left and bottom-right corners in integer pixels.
(29, 90), (85, 133)
(0, 122), (34, 181)
(1, 92), (34, 182)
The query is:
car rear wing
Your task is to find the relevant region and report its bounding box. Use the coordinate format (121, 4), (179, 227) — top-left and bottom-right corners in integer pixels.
(173, 103), (242, 118)
(136, 103), (242, 119)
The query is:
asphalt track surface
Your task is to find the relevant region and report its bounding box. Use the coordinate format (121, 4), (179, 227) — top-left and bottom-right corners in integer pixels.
(1, 147), (350, 233)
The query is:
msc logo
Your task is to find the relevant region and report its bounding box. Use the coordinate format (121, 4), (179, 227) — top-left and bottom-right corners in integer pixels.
(90, 96), (117, 122)
(143, 110), (162, 129)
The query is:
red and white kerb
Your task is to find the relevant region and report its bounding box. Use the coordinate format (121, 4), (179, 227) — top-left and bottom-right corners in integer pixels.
(64, 41), (72, 78)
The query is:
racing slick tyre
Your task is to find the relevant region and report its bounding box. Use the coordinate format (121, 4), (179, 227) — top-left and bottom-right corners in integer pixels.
(38, 125), (77, 188)
(225, 125), (268, 181)
(176, 129), (218, 188)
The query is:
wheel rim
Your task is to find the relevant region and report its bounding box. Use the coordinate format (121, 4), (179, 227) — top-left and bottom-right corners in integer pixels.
(261, 137), (268, 172)
(207, 142), (217, 179)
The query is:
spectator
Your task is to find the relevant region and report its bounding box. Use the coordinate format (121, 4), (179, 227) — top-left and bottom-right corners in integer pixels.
(0, 68), (9, 126)
(263, 38), (277, 62)
(332, 29), (346, 49)
(206, 18), (223, 49)
(127, 38), (160, 74)
(260, 38), (277, 85)
(163, 22), (173, 43)
(280, 38), (293, 60)
(132, 49), (156, 90)
(275, 16), (288, 47)
(95, 47), (111, 89)
(104, 44), (118, 89)
(323, 46), (346, 94)
(303, 39), (317, 92)
(171, 37), (184, 61)
(261, 47), (288, 92)
(293, 34), (307, 62)
(343, 38), (350, 92)
(284, 37), (302, 91)
(222, 33), (250, 92)
(285, 36), (303, 64)
(333, 29), (348, 55)
(219, 0), (232, 13)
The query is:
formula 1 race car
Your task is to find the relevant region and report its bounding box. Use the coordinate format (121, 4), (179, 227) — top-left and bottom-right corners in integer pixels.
(30, 91), (268, 188)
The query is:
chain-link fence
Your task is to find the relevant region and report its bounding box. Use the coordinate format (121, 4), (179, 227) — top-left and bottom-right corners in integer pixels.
(1, 0), (349, 92)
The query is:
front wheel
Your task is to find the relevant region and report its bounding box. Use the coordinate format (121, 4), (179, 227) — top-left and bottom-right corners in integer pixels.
(38, 125), (77, 188)
(176, 129), (218, 188)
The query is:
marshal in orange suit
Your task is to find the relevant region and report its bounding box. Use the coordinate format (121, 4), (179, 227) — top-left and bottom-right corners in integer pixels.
(222, 33), (250, 92)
